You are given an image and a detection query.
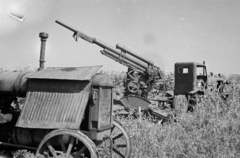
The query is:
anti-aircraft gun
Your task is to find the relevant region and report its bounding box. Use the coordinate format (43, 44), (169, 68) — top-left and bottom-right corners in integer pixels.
(55, 20), (164, 110)
(55, 20), (234, 122)
(56, 20), (226, 121)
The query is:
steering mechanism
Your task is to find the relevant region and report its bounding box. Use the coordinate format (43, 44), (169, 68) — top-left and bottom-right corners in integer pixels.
(127, 81), (140, 93)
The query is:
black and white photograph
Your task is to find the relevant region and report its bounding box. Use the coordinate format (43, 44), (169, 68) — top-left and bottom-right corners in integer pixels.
(0, 0), (240, 157)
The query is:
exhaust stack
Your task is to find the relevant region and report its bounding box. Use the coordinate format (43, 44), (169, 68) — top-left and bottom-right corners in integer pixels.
(39, 32), (48, 70)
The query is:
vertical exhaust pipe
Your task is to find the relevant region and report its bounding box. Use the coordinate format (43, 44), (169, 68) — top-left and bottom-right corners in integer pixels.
(39, 32), (48, 71)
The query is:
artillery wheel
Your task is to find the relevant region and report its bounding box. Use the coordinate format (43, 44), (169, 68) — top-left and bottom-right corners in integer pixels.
(36, 129), (98, 158)
(127, 81), (139, 93)
(98, 120), (132, 158)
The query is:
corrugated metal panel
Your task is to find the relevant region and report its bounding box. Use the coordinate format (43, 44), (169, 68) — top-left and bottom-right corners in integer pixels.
(28, 66), (102, 80)
(16, 83), (91, 129)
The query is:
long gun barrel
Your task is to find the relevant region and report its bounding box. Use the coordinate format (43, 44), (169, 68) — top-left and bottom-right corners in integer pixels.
(55, 20), (158, 71)
(100, 49), (145, 72)
(116, 44), (154, 66)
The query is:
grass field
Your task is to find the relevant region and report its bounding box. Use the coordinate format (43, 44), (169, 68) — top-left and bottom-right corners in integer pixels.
(3, 68), (240, 158)
(116, 74), (240, 158)
(120, 91), (240, 157)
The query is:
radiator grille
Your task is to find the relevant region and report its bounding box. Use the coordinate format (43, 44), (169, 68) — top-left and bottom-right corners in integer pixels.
(99, 88), (112, 128)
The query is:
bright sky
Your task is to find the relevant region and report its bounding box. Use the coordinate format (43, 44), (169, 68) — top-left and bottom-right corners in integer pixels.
(0, 0), (240, 74)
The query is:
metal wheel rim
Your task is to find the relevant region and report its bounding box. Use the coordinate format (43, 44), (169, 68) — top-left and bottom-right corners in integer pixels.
(111, 120), (132, 158)
(35, 129), (98, 158)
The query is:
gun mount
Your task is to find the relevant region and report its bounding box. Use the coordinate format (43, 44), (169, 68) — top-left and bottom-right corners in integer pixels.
(55, 20), (164, 102)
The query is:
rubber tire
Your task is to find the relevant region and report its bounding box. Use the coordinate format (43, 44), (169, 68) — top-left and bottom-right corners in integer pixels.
(172, 95), (188, 113)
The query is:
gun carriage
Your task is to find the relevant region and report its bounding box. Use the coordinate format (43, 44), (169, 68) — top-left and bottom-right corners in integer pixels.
(0, 32), (132, 158)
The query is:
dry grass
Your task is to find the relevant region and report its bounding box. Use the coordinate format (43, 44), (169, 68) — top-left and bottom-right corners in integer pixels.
(7, 71), (240, 158)
(119, 82), (240, 158)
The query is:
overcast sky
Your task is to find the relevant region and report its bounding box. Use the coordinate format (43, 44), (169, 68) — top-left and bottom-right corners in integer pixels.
(0, 0), (240, 74)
